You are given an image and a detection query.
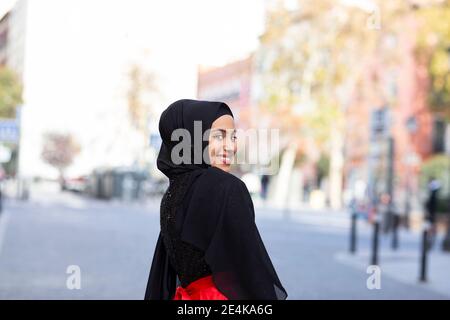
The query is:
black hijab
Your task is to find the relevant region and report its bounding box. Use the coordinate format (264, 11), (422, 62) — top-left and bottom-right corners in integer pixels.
(144, 99), (288, 300)
(156, 99), (233, 178)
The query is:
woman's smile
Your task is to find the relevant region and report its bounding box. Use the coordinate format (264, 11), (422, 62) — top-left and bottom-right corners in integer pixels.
(208, 115), (237, 172)
(217, 152), (233, 164)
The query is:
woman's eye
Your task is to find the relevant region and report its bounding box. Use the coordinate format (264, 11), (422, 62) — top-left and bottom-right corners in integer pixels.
(231, 135), (237, 141)
(213, 135), (223, 140)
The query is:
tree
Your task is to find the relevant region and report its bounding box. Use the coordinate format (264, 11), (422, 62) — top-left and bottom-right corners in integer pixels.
(0, 65), (22, 118)
(414, 0), (450, 121)
(255, 0), (444, 209)
(410, 0), (450, 250)
(41, 132), (80, 180)
(126, 63), (159, 167)
(0, 66), (23, 177)
(127, 64), (160, 138)
(257, 0), (376, 208)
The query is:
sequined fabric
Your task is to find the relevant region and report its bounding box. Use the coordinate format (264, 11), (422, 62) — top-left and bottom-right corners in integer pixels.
(160, 171), (212, 288)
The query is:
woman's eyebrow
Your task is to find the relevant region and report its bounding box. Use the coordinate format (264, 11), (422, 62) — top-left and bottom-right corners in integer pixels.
(211, 128), (236, 134)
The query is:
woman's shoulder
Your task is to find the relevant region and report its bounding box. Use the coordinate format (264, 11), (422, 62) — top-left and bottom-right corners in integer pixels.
(199, 166), (247, 191)
(202, 167), (255, 218)
(189, 167), (250, 199)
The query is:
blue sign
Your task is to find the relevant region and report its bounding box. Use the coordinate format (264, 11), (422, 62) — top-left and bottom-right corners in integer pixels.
(0, 119), (19, 143)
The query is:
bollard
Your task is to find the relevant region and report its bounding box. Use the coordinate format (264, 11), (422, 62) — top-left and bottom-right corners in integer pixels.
(371, 214), (380, 266)
(391, 213), (399, 250)
(419, 221), (430, 282)
(350, 211), (357, 254)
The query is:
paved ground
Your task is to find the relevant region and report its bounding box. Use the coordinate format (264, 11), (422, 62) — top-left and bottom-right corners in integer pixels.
(0, 182), (449, 299)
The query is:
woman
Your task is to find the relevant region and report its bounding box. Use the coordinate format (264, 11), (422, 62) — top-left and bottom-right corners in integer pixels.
(144, 99), (287, 300)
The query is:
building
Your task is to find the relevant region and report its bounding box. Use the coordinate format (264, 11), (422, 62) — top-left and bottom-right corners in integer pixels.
(197, 55), (254, 130)
(343, 14), (441, 217)
(0, 12), (9, 65)
(1, 0), (198, 180)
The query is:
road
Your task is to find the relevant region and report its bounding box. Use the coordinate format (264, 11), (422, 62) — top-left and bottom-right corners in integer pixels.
(0, 182), (448, 299)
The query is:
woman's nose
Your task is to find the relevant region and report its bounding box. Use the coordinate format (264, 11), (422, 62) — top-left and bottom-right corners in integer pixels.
(223, 138), (234, 152)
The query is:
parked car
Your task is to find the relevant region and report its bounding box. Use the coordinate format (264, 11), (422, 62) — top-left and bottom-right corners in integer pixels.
(61, 175), (88, 193)
(86, 167), (150, 200)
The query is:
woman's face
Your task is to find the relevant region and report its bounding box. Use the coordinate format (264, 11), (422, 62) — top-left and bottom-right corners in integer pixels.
(208, 115), (237, 172)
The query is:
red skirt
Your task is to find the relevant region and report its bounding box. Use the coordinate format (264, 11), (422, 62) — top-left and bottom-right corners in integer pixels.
(173, 275), (228, 300)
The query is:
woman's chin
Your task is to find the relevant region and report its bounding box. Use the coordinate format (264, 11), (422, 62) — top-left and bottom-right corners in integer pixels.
(212, 163), (231, 172)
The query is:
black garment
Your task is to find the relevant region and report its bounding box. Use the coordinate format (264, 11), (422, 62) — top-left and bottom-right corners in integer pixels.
(156, 99), (233, 179)
(159, 171), (212, 287)
(426, 188), (439, 223)
(144, 99), (287, 300)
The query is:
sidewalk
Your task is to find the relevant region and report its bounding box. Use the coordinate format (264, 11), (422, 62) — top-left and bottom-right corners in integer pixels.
(254, 200), (353, 229)
(254, 202), (450, 298)
(335, 235), (450, 298)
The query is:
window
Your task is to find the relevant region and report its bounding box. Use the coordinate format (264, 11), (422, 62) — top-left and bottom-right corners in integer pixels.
(432, 118), (446, 153)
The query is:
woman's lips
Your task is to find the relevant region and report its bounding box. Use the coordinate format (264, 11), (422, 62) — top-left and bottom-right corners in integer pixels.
(217, 154), (232, 164)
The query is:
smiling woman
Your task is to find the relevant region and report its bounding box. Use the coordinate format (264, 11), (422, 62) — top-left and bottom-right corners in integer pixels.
(208, 115), (237, 172)
(144, 99), (287, 300)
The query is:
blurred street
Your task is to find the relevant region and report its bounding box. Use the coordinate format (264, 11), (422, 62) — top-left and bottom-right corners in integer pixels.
(1, 0), (450, 301)
(0, 182), (449, 300)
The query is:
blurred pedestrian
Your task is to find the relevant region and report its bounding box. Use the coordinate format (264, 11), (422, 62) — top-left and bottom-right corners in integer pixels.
(425, 177), (441, 249)
(261, 174), (270, 200)
(0, 164), (5, 214)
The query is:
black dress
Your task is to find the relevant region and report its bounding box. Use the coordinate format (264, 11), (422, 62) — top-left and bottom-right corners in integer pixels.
(159, 171), (212, 288)
(144, 99), (287, 300)
(144, 167), (288, 300)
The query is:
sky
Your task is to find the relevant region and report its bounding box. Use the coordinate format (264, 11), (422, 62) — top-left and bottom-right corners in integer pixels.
(1, 0), (268, 177)
(1, 0), (266, 67)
